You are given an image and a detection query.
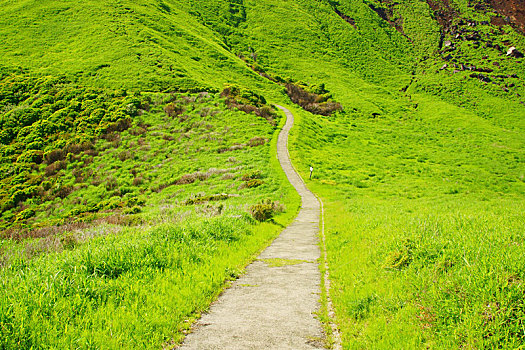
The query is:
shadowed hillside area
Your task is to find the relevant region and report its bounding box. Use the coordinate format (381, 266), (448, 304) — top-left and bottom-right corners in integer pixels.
(0, 0), (524, 348)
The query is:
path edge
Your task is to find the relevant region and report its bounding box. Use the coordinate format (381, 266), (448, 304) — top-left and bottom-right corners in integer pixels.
(275, 105), (342, 350)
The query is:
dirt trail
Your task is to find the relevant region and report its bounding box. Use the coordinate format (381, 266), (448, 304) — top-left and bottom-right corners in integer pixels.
(179, 106), (325, 349)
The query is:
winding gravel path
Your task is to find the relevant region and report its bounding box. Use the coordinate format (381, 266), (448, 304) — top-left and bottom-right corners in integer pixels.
(179, 105), (325, 349)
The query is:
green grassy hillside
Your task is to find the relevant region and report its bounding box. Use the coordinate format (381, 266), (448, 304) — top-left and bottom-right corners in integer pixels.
(0, 0), (275, 93)
(1, 0), (525, 348)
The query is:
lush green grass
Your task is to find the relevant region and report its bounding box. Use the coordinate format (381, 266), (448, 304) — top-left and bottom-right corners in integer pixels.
(0, 0), (277, 93)
(207, 3), (525, 344)
(289, 88), (525, 347)
(1, 0), (525, 347)
(0, 212), (299, 349)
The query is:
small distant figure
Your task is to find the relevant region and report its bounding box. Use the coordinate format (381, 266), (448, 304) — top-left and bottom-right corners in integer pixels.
(309, 166), (314, 180)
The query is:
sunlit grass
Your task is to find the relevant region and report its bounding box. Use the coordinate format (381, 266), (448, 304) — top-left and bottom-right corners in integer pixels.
(290, 89), (525, 347)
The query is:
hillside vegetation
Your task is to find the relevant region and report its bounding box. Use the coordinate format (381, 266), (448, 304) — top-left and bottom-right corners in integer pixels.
(0, 69), (300, 347)
(1, 0), (524, 348)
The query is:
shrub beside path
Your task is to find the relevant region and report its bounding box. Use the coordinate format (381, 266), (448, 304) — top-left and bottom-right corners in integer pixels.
(179, 105), (326, 349)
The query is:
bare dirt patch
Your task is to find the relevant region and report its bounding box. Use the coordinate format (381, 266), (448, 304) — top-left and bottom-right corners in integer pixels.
(488, 0), (525, 33)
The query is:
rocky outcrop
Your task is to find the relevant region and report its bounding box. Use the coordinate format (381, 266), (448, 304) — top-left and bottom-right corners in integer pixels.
(507, 46), (524, 58)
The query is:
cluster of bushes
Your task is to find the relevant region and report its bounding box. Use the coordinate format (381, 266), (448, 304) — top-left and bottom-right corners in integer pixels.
(184, 193), (231, 205)
(237, 56), (344, 117)
(285, 82), (343, 116)
(0, 70), (149, 230)
(220, 84), (279, 125)
(241, 170), (264, 188)
(249, 199), (284, 222)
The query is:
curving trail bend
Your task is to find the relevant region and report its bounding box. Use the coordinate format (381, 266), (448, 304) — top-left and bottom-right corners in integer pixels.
(180, 105), (325, 349)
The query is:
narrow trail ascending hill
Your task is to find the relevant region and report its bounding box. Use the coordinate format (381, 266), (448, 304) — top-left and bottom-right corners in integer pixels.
(179, 106), (325, 349)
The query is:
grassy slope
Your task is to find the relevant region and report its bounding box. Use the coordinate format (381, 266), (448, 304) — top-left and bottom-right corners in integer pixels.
(0, 1), (301, 346)
(1, 0), (525, 347)
(291, 95), (524, 347)
(0, 89), (301, 348)
(196, 1), (525, 345)
(0, 2), (299, 346)
(0, 0), (277, 93)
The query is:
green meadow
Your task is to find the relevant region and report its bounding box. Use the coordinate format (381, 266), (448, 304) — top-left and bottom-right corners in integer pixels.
(290, 94), (525, 347)
(1, 0), (525, 348)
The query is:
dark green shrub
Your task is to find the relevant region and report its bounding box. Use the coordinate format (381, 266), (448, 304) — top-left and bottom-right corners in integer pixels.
(125, 206), (142, 214)
(7, 108), (40, 127)
(15, 208), (35, 222)
(101, 197), (123, 210)
(0, 129), (15, 144)
(242, 170), (262, 181)
(41, 181), (52, 191)
(221, 85), (266, 106)
(249, 199), (284, 222)
(31, 95), (54, 108)
(10, 186), (37, 204)
(67, 208), (84, 217)
(25, 139), (44, 150)
(44, 149), (65, 164)
(16, 150), (43, 164)
(125, 195), (146, 206)
(60, 234), (78, 250)
(243, 179), (264, 188)
(88, 108), (106, 124)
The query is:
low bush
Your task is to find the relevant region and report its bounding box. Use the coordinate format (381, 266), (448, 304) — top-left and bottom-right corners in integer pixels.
(242, 170), (262, 181)
(17, 150), (43, 164)
(65, 142), (94, 155)
(248, 199), (284, 222)
(132, 176), (144, 186)
(0, 72), (150, 229)
(100, 117), (132, 135)
(285, 83), (342, 116)
(15, 208), (35, 222)
(125, 205), (142, 214)
(243, 179), (263, 188)
(184, 193), (230, 205)
(164, 102), (185, 118)
(44, 161), (67, 176)
(220, 85), (278, 125)
(248, 136), (266, 147)
(220, 84), (267, 107)
(176, 171), (209, 185)
(44, 149), (66, 165)
(60, 234), (78, 250)
(118, 151), (132, 161)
